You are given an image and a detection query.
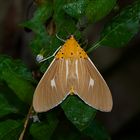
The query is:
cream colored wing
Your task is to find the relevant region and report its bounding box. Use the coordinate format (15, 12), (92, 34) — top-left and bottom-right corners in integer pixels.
(33, 59), (69, 112)
(73, 58), (113, 112)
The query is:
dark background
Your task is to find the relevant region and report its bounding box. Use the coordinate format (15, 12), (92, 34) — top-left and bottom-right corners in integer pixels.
(0, 0), (140, 139)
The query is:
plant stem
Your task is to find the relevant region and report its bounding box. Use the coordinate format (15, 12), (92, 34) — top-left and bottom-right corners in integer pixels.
(19, 105), (33, 140)
(86, 41), (101, 54)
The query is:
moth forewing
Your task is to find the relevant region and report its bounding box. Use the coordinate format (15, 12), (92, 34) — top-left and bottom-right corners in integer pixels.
(75, 58), (113, 112)
(33, 59), (69, 112)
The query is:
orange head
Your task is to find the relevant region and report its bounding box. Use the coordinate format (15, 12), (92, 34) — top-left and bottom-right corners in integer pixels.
(55, 36), (88, 59)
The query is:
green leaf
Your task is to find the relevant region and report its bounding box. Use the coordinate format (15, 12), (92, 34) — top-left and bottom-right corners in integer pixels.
(52, 119), (82, 140)
(32, 1), (53, 23)
(53, 0), (66, 27)
(0, 55), (35, 82)
(0, 94), (18, 118)
(39, 35), (63, 73)
(0, 85), (28, 115)
(30, 113), (59, 140)
(29, 33), (51, 55)
(61, 96), (96, 131)
(53, 0), (81, 39)
(83, 120), (110, 140)
(22, 1), (53, 55)
(0, 55), (34, 104)
(86, 0), (116, 22)
(22, 1), (53, 33)
(22, 20), (47, 38)
(87, 0), (140, 53)
(23, 20), (51, 55)
(2, 69), (34, 104)
(100, 0), (140, 48)
(63, 0), (88, 19)
(0, 120), (23, 140)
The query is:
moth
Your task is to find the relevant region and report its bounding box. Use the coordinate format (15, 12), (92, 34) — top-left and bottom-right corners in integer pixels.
(33, 35), (113, 112)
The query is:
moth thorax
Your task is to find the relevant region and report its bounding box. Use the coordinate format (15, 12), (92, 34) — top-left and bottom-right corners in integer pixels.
(55, 36), (88, 59)
(55, 48), (88, 59)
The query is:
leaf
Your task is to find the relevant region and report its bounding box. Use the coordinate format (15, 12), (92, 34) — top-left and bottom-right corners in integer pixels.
(53, 0), (81, 39)
(39, 36), (62, 73)
(83, 120), (110, 140)
(0, 85), (28, 116)
(86, 0), (116, 22)
(100, 0), (140, 48)
(52, 119), (82, 140)
(0, 55), (34, 104)
(29, 33), (51, 55)
(23, 21), (50, 55)
(0, 55), (35, 83)
(0, 94), (18, 118)
(22, 1), (53, 33)
(87, 0), (140, 53)
(61, 96), (96, 131)
(0, 120), (23, 140)
(63, 0), (88, 19)
(2, 69), (34, 104)
(33, 1), (53, 23)
(30, 113), (59, 140)
(22, 1), (53, 55)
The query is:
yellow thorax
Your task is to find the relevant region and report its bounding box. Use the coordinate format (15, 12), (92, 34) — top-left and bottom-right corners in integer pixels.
(55, 35), (88, 59)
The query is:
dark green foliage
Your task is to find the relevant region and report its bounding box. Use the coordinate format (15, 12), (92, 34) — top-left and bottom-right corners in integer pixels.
(21, 1), (53, 55)
(86, 0), (117, 22)
(100, 0), (140, 48)
(83, 120), (111, 140)
(0, 56), (34, 104)
(87, 0), (140, 53)
(0, 120), (23, 140)
(30, 113), (59, 140)
(61, 96), (96, 131)
(0, 55), (34, 82)
(63, 0), (88, 19)
(0, 0), (140, 139)
(0, 95), (18, 117)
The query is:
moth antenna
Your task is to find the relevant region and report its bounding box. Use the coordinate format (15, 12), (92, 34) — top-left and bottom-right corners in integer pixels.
(56, 34), (66, 42)
(38, 45), (62, 63)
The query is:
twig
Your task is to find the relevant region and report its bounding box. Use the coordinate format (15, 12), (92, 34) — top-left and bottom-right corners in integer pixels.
(19, 105), (33, 140)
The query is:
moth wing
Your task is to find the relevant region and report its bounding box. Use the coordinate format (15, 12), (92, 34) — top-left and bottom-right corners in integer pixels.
(75, 58), (113, 112)
(33, 59), (69, 112)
